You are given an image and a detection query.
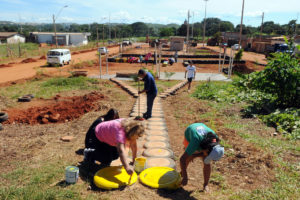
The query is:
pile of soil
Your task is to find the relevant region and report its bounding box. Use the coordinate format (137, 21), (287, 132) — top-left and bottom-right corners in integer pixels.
(21, 58), (37, 63)
(5, 92), (105, 125)
(0, 63), (12, 68)
(39, 55), (46, 59)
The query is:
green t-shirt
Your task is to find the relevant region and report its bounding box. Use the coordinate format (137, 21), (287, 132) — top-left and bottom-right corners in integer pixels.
(184, 123), (216, 155)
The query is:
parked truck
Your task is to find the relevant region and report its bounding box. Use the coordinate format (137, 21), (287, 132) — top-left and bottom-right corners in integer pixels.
(265, 43), (293, 58)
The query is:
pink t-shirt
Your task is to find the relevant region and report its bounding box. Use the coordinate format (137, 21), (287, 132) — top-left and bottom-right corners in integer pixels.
(95, 119), (126, 147)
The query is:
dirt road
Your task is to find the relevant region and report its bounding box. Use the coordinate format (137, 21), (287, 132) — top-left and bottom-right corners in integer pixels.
(206, 46), (268, 65)
(0, 46), (120, 84)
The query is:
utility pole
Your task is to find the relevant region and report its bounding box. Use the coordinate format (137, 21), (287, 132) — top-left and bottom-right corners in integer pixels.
(96, 26), (99, 47)
(52, 5), (68, 48)
(186, 10), (190, 53)
(203, 0), (209, 47)
(295, 12), (299, 37)
(239, 0), (245, 47)
(260, 12), (264, 41)
(53, 14), (58, 48)
(108, 13), (111, 40)
(102, 24), (105, 45)
(192, 11), (194, 39)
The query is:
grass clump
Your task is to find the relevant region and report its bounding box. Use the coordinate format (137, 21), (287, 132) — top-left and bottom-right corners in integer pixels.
(0, 76), (100, 100)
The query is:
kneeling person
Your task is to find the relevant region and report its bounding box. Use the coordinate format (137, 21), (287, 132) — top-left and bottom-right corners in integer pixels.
(93, 118), (145, 175)
(180, 123), (224, 191)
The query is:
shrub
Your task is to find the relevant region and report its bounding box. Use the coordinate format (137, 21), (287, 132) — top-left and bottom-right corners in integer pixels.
(241, 53), (300, 108)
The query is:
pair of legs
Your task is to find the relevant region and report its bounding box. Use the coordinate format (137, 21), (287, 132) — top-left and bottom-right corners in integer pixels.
(187, 78), (193, 90)
(143, 93), (156, 119)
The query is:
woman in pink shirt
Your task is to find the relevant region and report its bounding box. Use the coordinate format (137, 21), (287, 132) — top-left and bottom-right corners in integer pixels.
(94, 118), (145, 175)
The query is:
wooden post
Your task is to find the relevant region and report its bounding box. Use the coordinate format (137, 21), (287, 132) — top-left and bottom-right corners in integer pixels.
(99, 51), (102, 79)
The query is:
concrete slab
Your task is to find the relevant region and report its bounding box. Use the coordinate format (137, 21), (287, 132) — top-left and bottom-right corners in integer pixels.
(158, 72), (231, 81)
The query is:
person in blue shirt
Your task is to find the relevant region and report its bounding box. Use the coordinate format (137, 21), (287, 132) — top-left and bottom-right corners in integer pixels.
(138, 69), (157, 119)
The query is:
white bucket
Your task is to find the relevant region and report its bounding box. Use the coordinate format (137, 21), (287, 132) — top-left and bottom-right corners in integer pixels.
(65, 166), (79, 184)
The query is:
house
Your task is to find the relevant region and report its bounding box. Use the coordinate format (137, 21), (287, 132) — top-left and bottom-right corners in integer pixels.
(0, 32), (25, 44)
(170, 37), (185, 51)
(221, 32), (248, 48)
(30, 32), (91, 46)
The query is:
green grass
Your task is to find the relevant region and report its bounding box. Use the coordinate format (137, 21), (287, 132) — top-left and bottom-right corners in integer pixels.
(0, 76), (101, 100)
(0, 159), (83, 200)
(0, 41), (99, 64)
(193, 84), (300, 200)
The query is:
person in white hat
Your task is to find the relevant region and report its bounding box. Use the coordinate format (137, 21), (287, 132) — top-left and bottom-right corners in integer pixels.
(180, 123), (224, 192)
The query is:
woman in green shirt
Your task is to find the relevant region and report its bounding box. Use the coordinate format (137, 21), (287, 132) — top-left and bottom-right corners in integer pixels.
(180, 123), (224, 192)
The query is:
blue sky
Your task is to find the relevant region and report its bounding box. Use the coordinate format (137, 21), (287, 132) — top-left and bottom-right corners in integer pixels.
(0, 0), (299, 26)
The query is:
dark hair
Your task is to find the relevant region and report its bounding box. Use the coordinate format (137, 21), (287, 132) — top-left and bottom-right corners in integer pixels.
(138, 69), (146, 75)
(103, 108), (119, 121)
(199, 132), (220, 153)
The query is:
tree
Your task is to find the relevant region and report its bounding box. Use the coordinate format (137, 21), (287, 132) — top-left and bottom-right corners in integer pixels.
(130, 22), (148, 37)
(159, 27), (174, 37)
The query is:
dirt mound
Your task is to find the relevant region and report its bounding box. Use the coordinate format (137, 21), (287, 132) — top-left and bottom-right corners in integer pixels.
(39, 55), (46, 59)
(21, 58), (37, 63)
(0, 63), (12, 68)
(5, 92), (105, 125)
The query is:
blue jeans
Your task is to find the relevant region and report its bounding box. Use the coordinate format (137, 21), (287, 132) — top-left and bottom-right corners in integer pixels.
(145, 93), (156, 118)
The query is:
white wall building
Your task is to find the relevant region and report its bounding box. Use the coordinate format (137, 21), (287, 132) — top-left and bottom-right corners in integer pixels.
(0, 32), (25, 44)
(30, 32), (91, 46)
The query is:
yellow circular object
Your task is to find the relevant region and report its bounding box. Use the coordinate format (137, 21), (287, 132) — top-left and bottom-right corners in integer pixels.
(139, 167), (181, 189)
(93, 166), (138, 189)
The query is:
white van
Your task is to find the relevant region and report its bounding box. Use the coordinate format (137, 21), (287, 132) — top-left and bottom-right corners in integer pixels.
(47, 49), (71, 66)
(98, 47), (109, 55)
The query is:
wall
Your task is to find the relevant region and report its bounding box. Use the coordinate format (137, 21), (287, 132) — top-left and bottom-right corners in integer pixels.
(37, 34), (53, 44)
(7, 35), (25, 44)
(70, 35), (88, 46)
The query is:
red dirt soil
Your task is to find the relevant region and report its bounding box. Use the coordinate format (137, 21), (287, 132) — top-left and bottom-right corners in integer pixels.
(21, 58), (38, 63)
(4, 92), (105, 125)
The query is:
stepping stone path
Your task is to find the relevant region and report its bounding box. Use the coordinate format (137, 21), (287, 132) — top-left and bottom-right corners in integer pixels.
(110, 78), (188, 169)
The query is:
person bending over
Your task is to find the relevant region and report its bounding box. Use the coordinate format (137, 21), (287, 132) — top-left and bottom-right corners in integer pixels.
(91, 118), (145, 174)
(180, 123), (224, 192)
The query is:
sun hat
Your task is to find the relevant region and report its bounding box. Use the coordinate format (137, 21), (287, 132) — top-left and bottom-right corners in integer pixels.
(203, 144), (224, 164)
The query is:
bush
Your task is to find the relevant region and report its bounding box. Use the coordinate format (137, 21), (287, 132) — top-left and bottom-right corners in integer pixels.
(260, 108), (300, 139)
(240, 53), (300, 108)
(234, 49), (243, 61)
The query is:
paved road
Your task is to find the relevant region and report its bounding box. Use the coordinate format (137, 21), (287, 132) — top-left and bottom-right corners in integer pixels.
(90, 72), (231, 82)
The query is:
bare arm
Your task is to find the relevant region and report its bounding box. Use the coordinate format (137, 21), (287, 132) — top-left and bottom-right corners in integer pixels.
(130, 139), (137, 162)
(203, 162), (211, 189)
(179, 152), (194, 185)
(117, 143), (134, 175)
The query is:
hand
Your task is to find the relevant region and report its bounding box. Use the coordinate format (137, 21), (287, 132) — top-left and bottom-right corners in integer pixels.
(129, 161), (134, 166)
(125, 165), (134, 175)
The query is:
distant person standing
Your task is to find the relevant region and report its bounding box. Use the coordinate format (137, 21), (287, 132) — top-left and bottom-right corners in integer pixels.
(174, 51), (178, 63)
(138, 69), (157, 119)
(184, 61), (196, 91)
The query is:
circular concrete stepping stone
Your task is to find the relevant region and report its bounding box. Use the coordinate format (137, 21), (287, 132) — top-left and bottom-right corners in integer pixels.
(147, 117), (165, 122)
(146, 158), (176, 169)
(151, 113), (164, 118)
(147, 125), (167, 131)
(146, 135), (169, 142)
(147, 121), (165, 126)
(144, 141), (170, 149)
(146, 130), (168, 136)
(143, 148), (173, 158)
